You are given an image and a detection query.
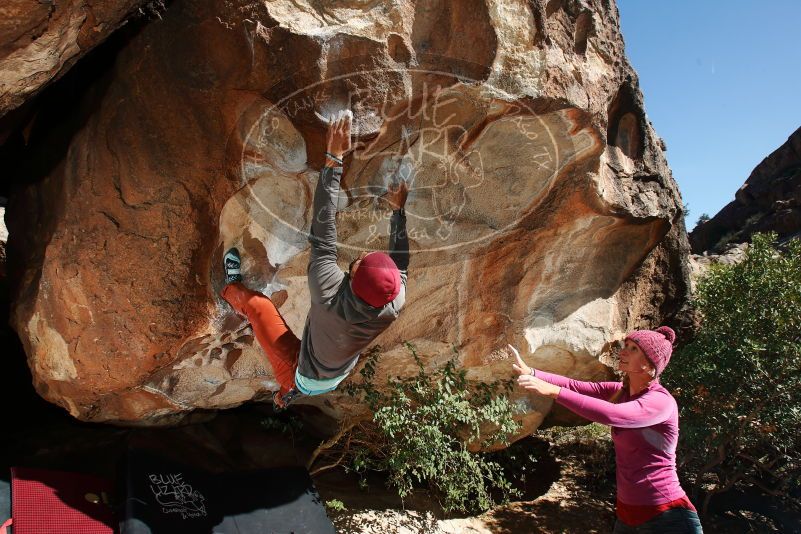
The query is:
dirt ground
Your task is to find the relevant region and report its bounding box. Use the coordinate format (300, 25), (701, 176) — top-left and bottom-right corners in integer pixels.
(0, 408), (794, 534)
(317, 429), (617, 534)
(0, 352), (794, 534)
(317, 426), (795, 533)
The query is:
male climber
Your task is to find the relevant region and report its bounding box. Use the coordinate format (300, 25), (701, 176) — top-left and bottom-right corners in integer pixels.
(220, 110), (409, 409)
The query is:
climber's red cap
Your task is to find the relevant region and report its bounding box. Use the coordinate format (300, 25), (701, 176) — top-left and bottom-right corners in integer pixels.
(351, 252), (401, 308)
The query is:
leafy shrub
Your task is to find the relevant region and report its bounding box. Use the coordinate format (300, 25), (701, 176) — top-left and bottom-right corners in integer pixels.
(309, 342), (522, 514)
(664, 233), (801, 510)
(325, 499), (347, 513)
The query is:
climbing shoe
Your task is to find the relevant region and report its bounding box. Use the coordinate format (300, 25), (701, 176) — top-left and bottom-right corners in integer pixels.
(224, 247), (243, 284)
(273, 387), (304, 411)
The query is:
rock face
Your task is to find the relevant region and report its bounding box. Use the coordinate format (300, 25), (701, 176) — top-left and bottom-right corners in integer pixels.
(690, 126), (801, 253)
(688, 243), (747, 292)
(0, 0), (150, 121)
(5, 0), (690, 433)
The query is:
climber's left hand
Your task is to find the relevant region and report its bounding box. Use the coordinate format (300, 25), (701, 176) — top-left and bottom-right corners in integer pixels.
(325, 110), (352, 160)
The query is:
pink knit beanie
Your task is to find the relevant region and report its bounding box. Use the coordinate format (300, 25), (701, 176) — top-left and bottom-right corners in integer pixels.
(351, 251), (401, 308)
(625, 326), (676, 377)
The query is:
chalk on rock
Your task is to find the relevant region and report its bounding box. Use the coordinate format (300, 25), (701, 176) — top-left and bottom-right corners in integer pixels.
(314, 109), (353, 124)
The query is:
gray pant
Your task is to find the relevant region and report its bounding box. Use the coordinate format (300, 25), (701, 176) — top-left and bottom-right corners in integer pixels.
(613, 508), (703, 534)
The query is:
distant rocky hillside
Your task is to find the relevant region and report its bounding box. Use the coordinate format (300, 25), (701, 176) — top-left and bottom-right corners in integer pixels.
(690, 127), (801, 253)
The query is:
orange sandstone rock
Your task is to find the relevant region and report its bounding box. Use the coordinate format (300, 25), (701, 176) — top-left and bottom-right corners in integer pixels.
(6, 0), (690, 435)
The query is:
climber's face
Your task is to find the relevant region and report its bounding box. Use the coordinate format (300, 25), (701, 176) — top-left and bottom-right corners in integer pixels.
(349, 251), (373, 282)
(618, 339), (654, 377)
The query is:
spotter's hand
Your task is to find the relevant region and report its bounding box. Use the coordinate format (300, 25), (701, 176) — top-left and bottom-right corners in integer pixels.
(517, 374), (561, 399)
(509, 344), (532, 376)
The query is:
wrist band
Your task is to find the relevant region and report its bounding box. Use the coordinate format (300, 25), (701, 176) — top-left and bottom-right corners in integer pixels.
(529, 368), (535, 377)
(325, 152), (343, 164)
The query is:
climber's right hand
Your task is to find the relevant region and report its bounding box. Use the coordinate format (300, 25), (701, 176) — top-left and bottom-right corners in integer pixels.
(381, 180), (409, 210)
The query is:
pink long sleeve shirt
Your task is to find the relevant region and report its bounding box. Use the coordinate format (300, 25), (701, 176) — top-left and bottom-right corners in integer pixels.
(535, 370), (686, 506)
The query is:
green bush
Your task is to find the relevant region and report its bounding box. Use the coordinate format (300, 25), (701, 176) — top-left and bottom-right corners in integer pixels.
(664, 233), (801, 510)
(325, 499), (347, 513)
(312, 343), (522, 514)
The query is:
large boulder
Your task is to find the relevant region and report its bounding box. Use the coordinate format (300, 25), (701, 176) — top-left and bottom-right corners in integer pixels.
(0, 0), (151, 121)
(6, 0), (690, 432)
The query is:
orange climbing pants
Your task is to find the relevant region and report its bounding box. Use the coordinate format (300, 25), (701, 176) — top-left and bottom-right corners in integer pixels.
(220, 282), (299, 395)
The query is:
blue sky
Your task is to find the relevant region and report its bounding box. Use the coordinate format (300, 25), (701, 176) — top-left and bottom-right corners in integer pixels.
(618, 1), (801, 228)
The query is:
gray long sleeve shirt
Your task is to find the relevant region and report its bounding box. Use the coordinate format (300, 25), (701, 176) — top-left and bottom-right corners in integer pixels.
(296, 164), (408, 380)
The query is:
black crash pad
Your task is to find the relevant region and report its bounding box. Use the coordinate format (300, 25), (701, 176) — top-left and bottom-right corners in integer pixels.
(0, 475), (9, 527)
(120, 450), (334, 534)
